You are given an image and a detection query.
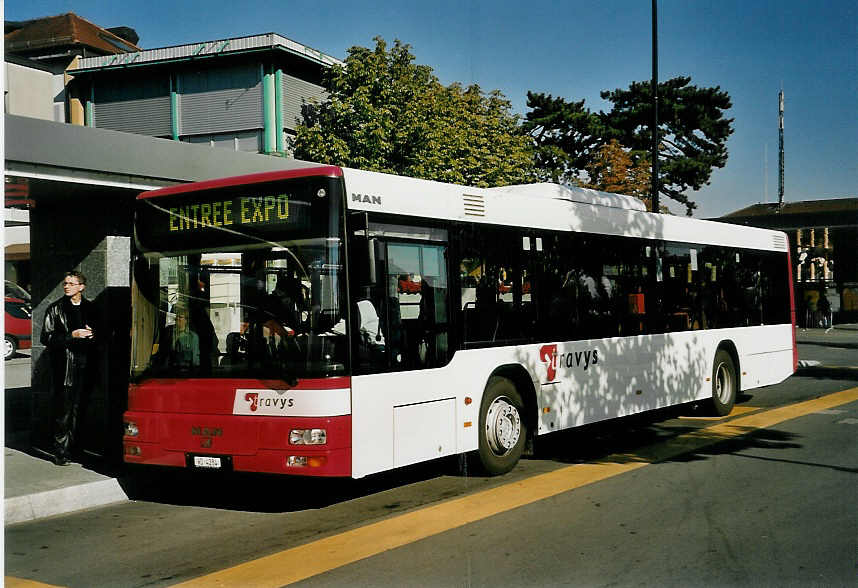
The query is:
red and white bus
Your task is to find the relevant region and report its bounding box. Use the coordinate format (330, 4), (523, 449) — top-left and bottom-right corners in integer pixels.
(124, 165), (796, 477)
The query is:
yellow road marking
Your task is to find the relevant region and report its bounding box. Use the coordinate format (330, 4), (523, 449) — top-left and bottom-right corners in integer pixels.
(5, 577), (67, 588)
(174, 387), (858, 588)
(679, 405), (759, 420)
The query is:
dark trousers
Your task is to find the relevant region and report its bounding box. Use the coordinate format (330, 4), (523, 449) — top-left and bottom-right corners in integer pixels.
(52, 362), (86, 459)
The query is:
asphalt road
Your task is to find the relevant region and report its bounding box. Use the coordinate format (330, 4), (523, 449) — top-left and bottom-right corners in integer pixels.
(5, 370), (857, 588)
(4, 349), (31, 389)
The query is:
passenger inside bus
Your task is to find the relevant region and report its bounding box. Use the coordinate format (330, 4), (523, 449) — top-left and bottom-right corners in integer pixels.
(170, 308), (200, 369)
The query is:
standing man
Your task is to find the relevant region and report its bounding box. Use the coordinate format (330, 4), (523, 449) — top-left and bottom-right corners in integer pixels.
(41, 271), (96, 465)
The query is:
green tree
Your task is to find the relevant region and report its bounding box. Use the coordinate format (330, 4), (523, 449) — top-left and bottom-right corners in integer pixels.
(525, 76), (733, 215)
(600, 76), (734, 215)
(521, 92), (601, 184)
(293, 37), (534, 187)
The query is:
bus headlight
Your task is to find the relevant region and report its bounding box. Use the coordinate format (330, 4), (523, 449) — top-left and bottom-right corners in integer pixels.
(289, 429), (326, 445)
(124, 421), (139, 437)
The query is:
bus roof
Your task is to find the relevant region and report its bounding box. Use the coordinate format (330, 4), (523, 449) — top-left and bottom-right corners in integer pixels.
(137, 165), (342, 200)
(340, 167), (790, 253)
(135, 164), (789, 253)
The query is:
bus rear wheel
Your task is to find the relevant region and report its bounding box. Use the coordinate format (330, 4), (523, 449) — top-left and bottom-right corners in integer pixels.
(710, 349), (737, 416)
(475, 376), (526, 476)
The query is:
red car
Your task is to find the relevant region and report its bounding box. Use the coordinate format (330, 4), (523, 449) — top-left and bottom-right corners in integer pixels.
(5, 281), (32, 360)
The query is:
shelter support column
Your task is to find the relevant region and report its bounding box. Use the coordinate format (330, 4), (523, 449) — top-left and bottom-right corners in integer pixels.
(30, 192), (135, 464)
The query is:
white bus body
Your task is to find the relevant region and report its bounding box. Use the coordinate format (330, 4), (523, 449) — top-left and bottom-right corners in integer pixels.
(342, 168), (794, 478)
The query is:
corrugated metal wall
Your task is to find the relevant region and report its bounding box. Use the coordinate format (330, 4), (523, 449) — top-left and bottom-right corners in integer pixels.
(87, 60), (327, 148)
(93, 77), (172, 136)
(282, 73), (327, 131)
(183, 130), (261, 152)
(180, 64), (263, 135)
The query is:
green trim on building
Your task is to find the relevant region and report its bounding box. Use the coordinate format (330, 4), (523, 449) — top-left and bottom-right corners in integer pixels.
(170, 74), (180, 140)
(275, 68), (284, 153)
(262, 65), (276, 153)
(85, 85), (95, 127)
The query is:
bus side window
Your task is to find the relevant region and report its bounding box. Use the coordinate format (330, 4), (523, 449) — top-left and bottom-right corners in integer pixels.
(387, 242), (449, 369)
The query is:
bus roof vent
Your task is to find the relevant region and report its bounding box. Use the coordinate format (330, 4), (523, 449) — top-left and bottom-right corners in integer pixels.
(463, 193), (486, 217)
(486, 182), (647, 212)
(772, 233), (788, 251)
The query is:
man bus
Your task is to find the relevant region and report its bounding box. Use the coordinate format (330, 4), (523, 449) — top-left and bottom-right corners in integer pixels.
(124, 166), (795, 477)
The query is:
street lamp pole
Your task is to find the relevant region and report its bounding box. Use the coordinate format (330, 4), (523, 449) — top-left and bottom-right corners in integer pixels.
(651, 0), (659, 213)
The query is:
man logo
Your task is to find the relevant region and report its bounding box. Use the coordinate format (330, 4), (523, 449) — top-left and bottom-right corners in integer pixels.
(351, 193), (382, 205)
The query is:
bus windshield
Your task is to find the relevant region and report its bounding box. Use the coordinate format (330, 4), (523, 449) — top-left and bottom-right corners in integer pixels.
(129, 176), (347, 381)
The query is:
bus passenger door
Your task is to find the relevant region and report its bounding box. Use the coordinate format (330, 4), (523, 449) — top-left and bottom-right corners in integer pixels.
(351, 225), (450, 373)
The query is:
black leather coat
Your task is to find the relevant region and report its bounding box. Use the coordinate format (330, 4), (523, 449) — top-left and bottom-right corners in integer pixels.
(41, 296), (96, 388)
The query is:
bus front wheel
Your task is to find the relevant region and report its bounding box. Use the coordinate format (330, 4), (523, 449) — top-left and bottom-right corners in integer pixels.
(475, 376), (526, 476)
(710, 349), (737, 416)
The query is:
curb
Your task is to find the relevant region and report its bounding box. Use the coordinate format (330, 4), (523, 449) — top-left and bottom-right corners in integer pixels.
(5, 478), (128, 525)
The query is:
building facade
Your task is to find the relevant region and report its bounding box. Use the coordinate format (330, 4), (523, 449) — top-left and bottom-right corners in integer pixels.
(67, 33), (340, 156)
(5, 13), (142, 122)
(719, 199), (858, 326)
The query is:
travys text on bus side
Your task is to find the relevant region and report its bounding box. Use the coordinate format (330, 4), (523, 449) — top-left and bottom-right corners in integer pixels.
(168, 194), (290, 232)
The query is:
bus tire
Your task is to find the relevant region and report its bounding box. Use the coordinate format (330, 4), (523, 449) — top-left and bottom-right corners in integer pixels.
(475, 376), (526, 476)
(710, 349), (737, 416)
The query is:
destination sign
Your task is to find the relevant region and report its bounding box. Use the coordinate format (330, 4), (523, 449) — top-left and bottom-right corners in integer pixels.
(166, 194), (294, 233)
(135, 176), (340, 253)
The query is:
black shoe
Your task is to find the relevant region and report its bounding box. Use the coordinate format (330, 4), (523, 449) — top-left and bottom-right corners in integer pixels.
(53, 454), (70, 466)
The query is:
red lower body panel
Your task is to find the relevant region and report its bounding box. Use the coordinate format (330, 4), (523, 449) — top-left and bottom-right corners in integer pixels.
(123, 412), (351, 476)
(123, 378), (352, 477)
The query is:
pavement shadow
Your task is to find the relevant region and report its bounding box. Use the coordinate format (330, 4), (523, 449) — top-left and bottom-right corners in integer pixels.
(795, 366), (858, 381)
(117, 456), (459, 513)
(527, 390), (805, 472)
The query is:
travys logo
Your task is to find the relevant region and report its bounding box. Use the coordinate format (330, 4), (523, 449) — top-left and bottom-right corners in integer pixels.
(245, 392), (258, 411)
(240, 391), (294, 414)
(234, 387), (351, 417)
(539, 344), (599, 381)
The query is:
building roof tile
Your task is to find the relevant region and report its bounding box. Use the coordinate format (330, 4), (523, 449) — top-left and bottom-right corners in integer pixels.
(5, 13), (141, 56)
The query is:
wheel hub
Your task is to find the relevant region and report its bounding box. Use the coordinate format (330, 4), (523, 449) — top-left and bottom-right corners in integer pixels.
(485, 396), (521, 456)
(715, 362), (732, 403)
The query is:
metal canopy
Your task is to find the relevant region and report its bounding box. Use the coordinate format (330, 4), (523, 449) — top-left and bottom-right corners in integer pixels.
(4, 114), (322, 199)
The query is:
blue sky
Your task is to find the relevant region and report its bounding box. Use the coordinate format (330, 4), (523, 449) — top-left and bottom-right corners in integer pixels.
(7, 0), (856, 218)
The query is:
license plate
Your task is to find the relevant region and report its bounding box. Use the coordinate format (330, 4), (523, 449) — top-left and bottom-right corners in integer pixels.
(193, 456), (222, 469)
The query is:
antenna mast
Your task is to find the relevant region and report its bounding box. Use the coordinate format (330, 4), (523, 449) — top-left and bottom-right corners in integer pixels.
(778, 90), (785, 208)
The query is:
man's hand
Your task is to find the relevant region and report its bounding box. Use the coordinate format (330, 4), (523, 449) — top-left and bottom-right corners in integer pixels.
(72, 326), (94, 339)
